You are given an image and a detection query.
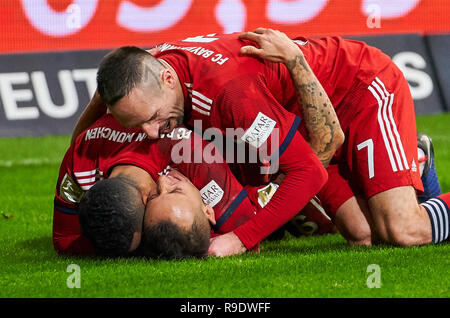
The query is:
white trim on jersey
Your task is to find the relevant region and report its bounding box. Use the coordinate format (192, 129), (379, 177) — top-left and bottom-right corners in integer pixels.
(192, 90), (213, 105)
(81, 184), (94, 191)
(192, 105), (210, 116)
(368, 77), (409, 173)
(310, 197), (331, 221)
(184, 83), (213, 116)
(76, 176), (96, 184)
(192, 97), (211, 111)
(74, 169), (96, 177)
(74, 169), (103, 191)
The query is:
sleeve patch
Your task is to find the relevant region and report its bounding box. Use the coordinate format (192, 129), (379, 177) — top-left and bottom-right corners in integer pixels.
(257, 182), (279, 208)
(240, 112), (277, 148)
(200, 180), (224, 208)
(59, 173), (84, 204)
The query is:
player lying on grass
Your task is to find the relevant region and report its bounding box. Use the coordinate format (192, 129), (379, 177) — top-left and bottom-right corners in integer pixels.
(54, 114), (255, 256)
(238, 28), (449, 246)
(54, 114), (334, 257)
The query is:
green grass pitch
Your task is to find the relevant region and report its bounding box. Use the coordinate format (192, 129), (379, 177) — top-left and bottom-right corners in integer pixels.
(0, 114), (449, 298)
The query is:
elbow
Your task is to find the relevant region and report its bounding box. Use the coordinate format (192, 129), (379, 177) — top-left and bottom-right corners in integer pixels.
(310, 159), (328, 192)
(53, 236), (66, 254)
(327, 126), (345, 156)
(334, 127), (345, 151)
(321, 127), (345, 168)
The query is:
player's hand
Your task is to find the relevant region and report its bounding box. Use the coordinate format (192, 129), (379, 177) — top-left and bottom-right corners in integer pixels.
(208, 232), (247, 257)
(239, 27), (302, 65)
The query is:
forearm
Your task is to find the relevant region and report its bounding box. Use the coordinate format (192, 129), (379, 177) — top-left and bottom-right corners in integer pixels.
(71, 91), (107, 143)
(239, 28), (344, 167)
(233, 133), (328, 249)
(285, 55), (344, 167)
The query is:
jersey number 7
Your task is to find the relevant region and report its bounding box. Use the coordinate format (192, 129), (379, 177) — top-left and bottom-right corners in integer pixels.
(357, 138), (374, 179)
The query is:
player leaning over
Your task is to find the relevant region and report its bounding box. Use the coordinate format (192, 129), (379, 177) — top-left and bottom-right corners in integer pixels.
(239, 28), (449, 246)
(53, 114), (258, 256)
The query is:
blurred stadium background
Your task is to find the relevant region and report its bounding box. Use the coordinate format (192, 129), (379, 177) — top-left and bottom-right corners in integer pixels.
(0, 0), (449, 137)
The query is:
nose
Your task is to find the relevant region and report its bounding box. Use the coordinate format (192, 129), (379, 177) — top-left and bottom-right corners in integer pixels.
(141, 122), (160, 139)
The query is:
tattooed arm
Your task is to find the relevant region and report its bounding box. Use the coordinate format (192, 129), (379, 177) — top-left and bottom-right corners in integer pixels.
(239, 28), (344, 167)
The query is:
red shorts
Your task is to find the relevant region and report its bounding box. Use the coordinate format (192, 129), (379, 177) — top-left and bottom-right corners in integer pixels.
(318, 163), (354, 220)
(319, 63), (423, 218)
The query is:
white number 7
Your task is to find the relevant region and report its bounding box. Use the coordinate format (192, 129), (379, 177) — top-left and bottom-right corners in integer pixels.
(357, 138), (374, 179)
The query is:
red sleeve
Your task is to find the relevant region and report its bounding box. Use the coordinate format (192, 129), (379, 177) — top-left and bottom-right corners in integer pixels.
(53, 205), (95, 255)
(234, 131), (328, 249)
(213, 76), (328, 249)
(52, 142), (96, 255)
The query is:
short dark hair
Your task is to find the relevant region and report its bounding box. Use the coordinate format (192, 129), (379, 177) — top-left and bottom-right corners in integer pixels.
(140, 218), (210, 260)
(78, 176), (144, 257)
(96, 46), (162, 105)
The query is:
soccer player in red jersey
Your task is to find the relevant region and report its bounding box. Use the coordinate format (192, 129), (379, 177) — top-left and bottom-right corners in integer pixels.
(72, 33), (345, 256)
(238, 28), (450, 246)
(53, 114), (258, 256)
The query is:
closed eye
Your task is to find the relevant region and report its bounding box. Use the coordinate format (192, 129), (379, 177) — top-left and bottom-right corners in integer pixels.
(147, 193), (159, 201)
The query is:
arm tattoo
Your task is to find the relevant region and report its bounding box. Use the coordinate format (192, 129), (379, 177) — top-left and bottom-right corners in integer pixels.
(291, 68), (340, 167)
(303, 102), (335, 166)
(299, 82), (316, 96)
(286, 55), (342, 167)
(286, 54), (310, 73)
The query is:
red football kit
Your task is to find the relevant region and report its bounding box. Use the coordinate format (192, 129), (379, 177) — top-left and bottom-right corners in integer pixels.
(53, 114), (257, 254)
(245, 183), (336, 237)
(291, 36), (423, 217)
(154, 33), (422, 223)
(155, 34), (328, 249)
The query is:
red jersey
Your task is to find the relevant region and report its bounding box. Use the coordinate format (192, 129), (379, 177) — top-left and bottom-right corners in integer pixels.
(53, 114), (257, 254)
(245, 183), (335, 237)
(154, 33), (328, 249)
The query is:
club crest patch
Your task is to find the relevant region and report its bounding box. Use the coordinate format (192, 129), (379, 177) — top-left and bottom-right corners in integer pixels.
(257, 182), (279, 208)
(60, 173), (84, 203)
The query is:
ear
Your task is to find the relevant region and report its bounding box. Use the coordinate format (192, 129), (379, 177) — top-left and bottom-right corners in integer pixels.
(204, 205), (216, 226)
(161, 68), (176, 88)
(128, 231), (142, 253)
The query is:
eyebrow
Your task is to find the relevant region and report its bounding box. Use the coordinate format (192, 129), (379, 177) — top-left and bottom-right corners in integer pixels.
(148, 189), (184, 202)
(137, 111), (159, 129)
(169, 189), (184, 195)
